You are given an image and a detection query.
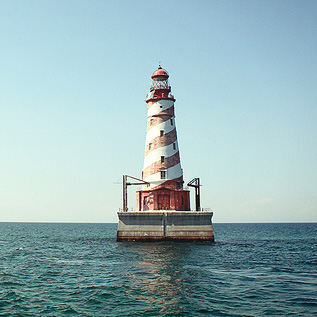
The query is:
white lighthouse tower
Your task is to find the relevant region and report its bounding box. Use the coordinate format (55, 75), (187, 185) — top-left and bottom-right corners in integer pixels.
(117, 65), (214, 242)
(136, 65), (190, 211)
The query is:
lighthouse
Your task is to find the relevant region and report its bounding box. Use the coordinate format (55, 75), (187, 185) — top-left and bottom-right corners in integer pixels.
(136, 65), (190, 211)
(117, 66), (214, 242)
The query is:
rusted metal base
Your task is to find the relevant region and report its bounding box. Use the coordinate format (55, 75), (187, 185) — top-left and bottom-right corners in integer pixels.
(117, 211), (214, 242)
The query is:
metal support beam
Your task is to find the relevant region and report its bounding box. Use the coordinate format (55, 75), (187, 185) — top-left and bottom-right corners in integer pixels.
(187, 177), (201, 211)
(123, 175), (128, 212)
(122, 175), (149, 212)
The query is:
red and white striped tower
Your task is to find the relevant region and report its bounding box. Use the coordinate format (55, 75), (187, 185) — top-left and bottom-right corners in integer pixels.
(136, 66), (190, 211)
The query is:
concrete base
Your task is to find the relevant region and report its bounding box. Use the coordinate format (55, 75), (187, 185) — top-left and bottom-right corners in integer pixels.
(117, 211), (214, 242)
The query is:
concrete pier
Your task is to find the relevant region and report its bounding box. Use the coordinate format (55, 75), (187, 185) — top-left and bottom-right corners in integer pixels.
(117, 211), (214, 242)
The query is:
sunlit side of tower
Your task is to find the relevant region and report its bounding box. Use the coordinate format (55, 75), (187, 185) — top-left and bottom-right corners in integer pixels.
(136, 66), (190, 211)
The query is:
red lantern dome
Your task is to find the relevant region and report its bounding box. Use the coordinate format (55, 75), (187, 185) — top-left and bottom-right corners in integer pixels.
(151, 65), (169, 79)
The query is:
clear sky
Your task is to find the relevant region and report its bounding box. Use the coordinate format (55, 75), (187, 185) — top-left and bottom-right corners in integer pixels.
(1, 0), (316, 223)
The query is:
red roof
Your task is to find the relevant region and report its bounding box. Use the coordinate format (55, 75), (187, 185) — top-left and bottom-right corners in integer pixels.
(151, 65), (169, 79)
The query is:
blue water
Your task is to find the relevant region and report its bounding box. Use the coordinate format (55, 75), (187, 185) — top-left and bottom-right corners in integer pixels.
(0, 223), (316, 316)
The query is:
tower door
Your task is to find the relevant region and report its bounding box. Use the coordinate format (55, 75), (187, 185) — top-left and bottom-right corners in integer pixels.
(158, 194), (170, 210)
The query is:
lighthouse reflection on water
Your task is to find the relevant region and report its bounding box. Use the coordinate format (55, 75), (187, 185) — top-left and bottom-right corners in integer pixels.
(124, 242), (192, 314)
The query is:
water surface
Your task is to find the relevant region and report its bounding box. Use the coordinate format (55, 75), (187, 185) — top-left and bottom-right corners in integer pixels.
(0, 222), (316, 316)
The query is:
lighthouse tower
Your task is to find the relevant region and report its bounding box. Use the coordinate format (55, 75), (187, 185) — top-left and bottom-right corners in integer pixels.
(117, 65), (214, 241)
(136, 66), (190, 211)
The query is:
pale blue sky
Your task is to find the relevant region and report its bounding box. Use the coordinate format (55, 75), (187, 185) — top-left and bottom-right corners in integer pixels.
(1, 0), (316, 222)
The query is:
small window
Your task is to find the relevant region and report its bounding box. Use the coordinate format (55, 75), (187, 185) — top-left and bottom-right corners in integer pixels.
(170, 119), (173, 126)
(181, 196), (184, 205)
(160, 105), (163, 108)
(173, 143), (176, 150)
(150, 118), (153, 125)
(161, 156), (165, 163)
(148, 143), (152, 150)
(144, 196), (148, 205)
(161, 171), (166, 179)
(160, 130), (164, 137)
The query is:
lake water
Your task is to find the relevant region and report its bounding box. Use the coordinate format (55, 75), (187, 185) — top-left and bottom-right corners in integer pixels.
(0, 222), (316, 316)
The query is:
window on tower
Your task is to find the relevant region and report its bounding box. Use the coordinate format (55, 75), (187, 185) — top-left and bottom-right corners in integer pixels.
(160, 130), (164, 137)
(149, 143), (152, 150)
(170, 119), (173, 126)
(173, 143), (176, 150)
(161, 156), (165, 163)
(161, 171), (166, 179)
(150, 118), (153, 125)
